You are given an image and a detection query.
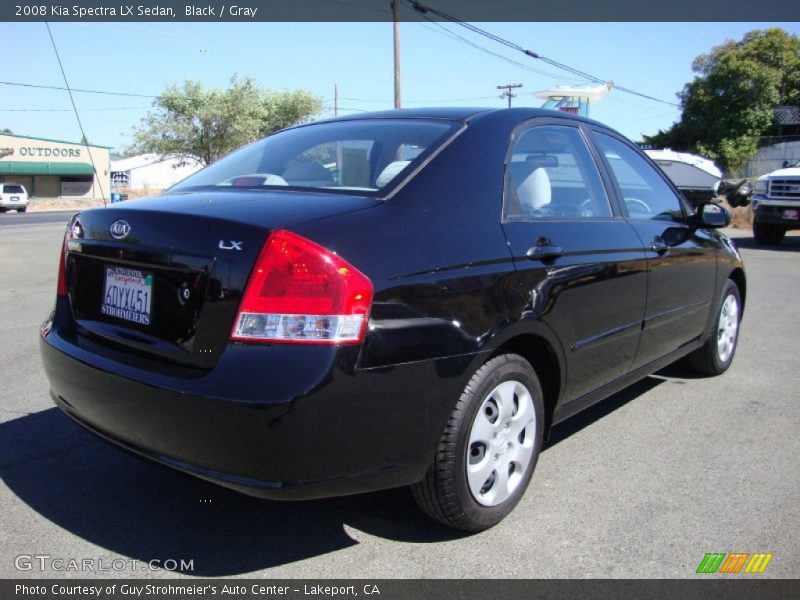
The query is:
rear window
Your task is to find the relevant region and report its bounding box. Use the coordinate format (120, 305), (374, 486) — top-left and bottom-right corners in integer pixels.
(3, 185), (25, 194)
(171, 118), (461, 196)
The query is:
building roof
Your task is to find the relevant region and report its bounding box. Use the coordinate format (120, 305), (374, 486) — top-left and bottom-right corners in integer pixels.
(0, 132), (112, 149)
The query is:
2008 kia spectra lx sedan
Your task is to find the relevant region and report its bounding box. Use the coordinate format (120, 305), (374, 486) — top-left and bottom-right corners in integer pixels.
(40, 108), (744, 531)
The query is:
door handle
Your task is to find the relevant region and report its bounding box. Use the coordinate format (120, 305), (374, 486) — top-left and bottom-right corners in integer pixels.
(650, 236), (669, 255)
(527, 238), (564, 261)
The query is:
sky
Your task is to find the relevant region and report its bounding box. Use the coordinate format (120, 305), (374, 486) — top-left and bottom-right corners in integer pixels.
(2, 20), (799, 152)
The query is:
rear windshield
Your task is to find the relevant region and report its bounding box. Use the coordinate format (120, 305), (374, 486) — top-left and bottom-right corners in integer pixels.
(171, 118), (461, 196)
(3, 185), (25, 193)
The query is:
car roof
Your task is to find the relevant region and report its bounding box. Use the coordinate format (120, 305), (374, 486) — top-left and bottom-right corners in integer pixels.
(332, 107), (494, 121)
(317, 106), (617, 132)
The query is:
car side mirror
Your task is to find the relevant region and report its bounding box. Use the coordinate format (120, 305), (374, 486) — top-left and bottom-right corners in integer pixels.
(737, 182), (753, 197)
(718, 179), (753, 208)
(698, 203), (730, 229)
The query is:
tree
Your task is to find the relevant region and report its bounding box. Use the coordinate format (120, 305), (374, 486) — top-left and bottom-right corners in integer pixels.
(643, 28), (800, 174)
(1, 128), (12, 134)
(128, 75), (323, 165)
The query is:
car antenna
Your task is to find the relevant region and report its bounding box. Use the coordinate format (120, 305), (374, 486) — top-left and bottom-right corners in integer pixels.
(44, 22), (107, 208)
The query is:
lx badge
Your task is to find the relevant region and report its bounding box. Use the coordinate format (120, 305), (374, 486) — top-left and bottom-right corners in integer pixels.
(219, 240), (243, 251)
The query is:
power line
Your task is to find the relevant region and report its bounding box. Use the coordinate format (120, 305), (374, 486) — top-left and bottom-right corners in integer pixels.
(0, 80), (158, 99)
(411, 9), (577, 82)
(0, 106), (150, 112)
(605, 94), (679, 115)
(45, 23), (107, 206)
(407, 95), (499, 103)
(405, 1), (680, 108)
(340, 95), (502, 103)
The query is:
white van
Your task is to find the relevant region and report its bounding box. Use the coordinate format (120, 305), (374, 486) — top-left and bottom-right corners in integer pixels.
(0, 183), (29, 213)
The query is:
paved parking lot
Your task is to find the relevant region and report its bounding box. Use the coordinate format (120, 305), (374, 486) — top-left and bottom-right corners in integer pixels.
(1, 210), (798, 578)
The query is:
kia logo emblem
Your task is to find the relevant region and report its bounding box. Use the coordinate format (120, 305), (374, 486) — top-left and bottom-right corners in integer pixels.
(109, 220), (131, 240)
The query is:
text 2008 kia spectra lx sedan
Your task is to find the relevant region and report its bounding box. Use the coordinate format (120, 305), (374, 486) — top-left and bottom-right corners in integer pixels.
(40, 108), (744, 531)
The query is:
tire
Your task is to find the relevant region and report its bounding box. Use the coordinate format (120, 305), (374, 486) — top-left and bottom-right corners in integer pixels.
(753, 221), (785, 246)
(684, 280), (742, 376)
(411, 353), (545, 531)
(17, 207), (26, 213)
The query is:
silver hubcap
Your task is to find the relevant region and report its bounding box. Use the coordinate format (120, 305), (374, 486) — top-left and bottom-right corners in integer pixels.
(717, 294), (739, 363)
(466, 380), (536, 507)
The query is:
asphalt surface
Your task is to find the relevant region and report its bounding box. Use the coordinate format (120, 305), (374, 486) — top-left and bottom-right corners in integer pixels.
(0, 210), (76, 229)
(0, 213), (798, 579)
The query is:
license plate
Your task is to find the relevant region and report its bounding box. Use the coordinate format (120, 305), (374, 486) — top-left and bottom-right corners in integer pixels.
(783, 209), (799, 220)
(101, 267), (153, 325)
(10, 196), (19, 202)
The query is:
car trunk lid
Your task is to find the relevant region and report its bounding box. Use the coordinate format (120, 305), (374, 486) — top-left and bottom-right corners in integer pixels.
(64, 190), (379, 369)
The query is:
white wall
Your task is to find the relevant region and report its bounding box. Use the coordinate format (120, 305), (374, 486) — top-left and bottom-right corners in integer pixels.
(112, 156), (203, 191)
(743, 141), (800, 178)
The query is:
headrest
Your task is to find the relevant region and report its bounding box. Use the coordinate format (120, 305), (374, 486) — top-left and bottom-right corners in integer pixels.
(376, 160), (412, 187)
(518, 167), (551, 212)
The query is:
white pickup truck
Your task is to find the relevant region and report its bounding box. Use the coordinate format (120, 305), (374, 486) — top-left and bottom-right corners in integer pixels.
(751, 160), (800, 245)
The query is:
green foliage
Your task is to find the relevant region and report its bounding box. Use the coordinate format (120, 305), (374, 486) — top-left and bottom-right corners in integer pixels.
(0, 128), (12, 135)
(642, 28), (800, 174)
(261, 89), (325, 136)
(128, 75), (323, 165)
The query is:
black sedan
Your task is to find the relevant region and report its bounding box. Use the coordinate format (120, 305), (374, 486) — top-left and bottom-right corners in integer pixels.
(40, 108), (745, 531)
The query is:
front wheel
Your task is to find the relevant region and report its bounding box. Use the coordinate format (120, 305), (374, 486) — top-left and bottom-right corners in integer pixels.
(684, 280), (742, 375)
(411, 354), (544, 531)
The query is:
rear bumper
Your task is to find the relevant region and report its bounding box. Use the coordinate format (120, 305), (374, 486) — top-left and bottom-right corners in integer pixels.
(39, 301), (477, 500)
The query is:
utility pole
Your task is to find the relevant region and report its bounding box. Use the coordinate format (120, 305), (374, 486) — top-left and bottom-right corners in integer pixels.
(497, 83), (523, 108)
(334, 83), (339, 117)
(392, 1), (402, 108)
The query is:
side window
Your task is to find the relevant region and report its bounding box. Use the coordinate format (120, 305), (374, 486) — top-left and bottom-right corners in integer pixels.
(503, 125), (612, 221)
(593, 133), (685, 222)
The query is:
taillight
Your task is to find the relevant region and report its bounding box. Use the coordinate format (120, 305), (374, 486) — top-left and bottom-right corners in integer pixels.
(231, 230), (373, 345)
(57, 217), (81, 296)
(56, 236), (68, 296)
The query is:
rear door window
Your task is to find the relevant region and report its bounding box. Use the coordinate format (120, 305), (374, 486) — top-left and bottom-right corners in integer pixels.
(504, 125), (612, 221)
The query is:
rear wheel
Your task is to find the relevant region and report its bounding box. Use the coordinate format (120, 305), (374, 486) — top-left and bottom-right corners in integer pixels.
(753, 221), (785, 246)
(411, 354), (544, 531)
(16, 207), (26, 213)
(684, 280), (741, 375)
